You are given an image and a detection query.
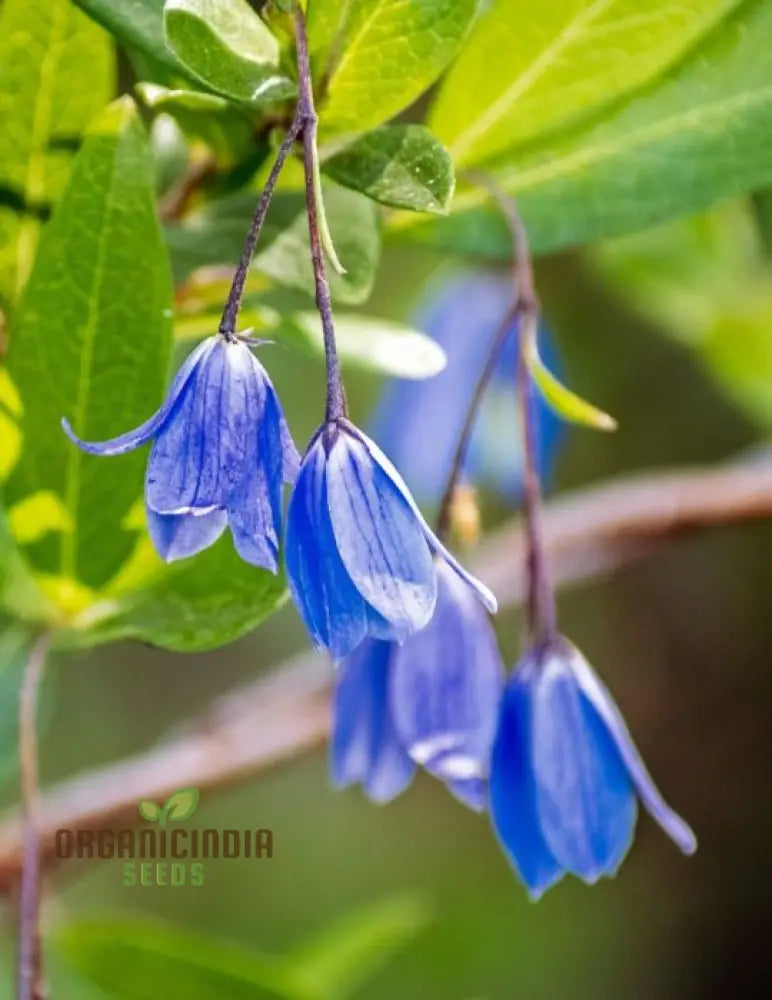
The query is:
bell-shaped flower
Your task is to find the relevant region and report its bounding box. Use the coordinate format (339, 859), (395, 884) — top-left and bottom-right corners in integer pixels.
(285, 418), (497, 661)
(332, 561), (503, 810)
(62, 335), (298, 570)
(489, 639), (697, 899)
(389, 560), (504, 810)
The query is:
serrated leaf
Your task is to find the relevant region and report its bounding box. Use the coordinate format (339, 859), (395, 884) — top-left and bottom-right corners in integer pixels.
(163, 786), (199, 821)
(69, 530), (287, 653)
(395, 0), (772, 257)
(138, 799), (162, 822)
(3, 98), (174, 596)
(163, 0), (294, 105)
(74, 0), (190, 79)
(0, 0), (114, 312)
(319, 0), (477, 136)
(322, 125), (454, 214)
(430, 0), (743, 167)
(166, 184), (381, 305)
(54, 920), (311, 1000)
(290, 893), (432, 1000)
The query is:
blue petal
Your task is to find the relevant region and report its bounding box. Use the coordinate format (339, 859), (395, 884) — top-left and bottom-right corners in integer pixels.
(146, 339), (258, 514)
(61, 336), (217, 456)
(530, 648), (637, 882)
(332, 639), (415, 804)
(325, 428), (437, 634)
(570, 646), (698, 855)
(345, 424), (497, 613)
(285, 439), (369, 661)
(227, 367), (284, 572)
(489, 662), (564, 898)
(146, 506), (228, 563)
(447, 777), (487, 812)
(390, 561), (503, 798)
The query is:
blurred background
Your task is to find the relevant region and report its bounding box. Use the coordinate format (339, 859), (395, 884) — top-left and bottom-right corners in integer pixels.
(2, 224), (770, 999)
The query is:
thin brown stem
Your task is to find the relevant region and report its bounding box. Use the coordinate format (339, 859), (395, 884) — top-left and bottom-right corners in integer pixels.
(17, 632), (51, 1000)
(293, 3), (347, 421)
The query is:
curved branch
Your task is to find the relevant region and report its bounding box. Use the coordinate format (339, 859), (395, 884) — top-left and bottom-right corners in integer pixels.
(0, 453), (769, 891)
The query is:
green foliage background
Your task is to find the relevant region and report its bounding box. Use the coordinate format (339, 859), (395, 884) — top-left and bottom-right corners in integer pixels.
(0, 0), (771, 996)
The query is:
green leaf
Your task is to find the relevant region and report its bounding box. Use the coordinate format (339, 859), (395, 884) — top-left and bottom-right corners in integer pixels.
(290, 893), (432, 1000)
(166, 184), (381, 305)
(54, 919), (313, 1000)
(163, 0), (294, 105)
(395, 0), (772, 257)
(430, 0), (743, 167)
(70, 530), (287, 652)
(319, 0), (477, 135)
(163, 786), (200, 821)
(3, 98), (174, 603)
(322, 125), (454, 214)
(137, 799), (162, 822)
(73, 0), (189, 79)
(0, 0), (114, 312)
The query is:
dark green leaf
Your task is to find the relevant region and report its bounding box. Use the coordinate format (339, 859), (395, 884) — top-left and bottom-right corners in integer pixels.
(3, 98), (174, 603)
(0, 0), (114, 311)
(395, 0), (772, 256)
(318, 0), (478, 135)
(73, 0), (189, 78)
(166, 184), (381, 305)
(323, 125), (454, 214)
(55, 919), (311, 1000)
(163, 0), (294, 105)
(430, 0), (743, 167)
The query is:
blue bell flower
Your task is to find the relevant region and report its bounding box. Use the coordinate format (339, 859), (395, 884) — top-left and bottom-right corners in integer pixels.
(389, 560), (504, 811)
(62, 334), (299, 570)
(285, 418), (497, 661)
(489, 639), (697, 898)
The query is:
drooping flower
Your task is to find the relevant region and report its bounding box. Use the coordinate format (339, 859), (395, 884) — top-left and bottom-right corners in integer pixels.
(62, 334), (299, 570)
(285, 418), (496, 661)
(372, 270), (563, 502)
(489, 639), (697, 899)
(333, 561), (503, 809)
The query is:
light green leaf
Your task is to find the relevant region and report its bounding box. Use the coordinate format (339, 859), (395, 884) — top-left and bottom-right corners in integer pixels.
(68, 529), (288, 653)
(431, 0), (743, 167)
(3, 98), (174, 600)
(319, 0), (477, 135)
(137, 799), (162, 822)
(163, 786), (200, 821)
(322, 125), (454, 213)
(163, 0), (294, 105)
(395, 0), (772, 257)
(73, 0), (189, 79)
(166, 184), (381, 305)
(54, 919), (312, 1000)
(290, 894), (432, 1000)
(0, 0), (114, 312)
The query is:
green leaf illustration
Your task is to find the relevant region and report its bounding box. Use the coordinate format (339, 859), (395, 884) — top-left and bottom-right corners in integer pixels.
(162, 787), (199, 822)
(138, 799), (162, 823)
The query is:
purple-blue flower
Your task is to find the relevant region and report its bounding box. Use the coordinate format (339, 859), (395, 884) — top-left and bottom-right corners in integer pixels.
(62, 334), (298, 570)
(285, 418), (497, 661)
(489, 639), (697, 899)
(333, 560), (504, 809)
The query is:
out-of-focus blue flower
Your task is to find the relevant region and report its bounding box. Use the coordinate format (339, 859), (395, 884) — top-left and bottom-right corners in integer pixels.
(285, 419), (497, 661)
(333, 561), (504, 809)
(62, 335), (299, 570)
(372, 270), (563, 502)
(489, 639), (697, 899)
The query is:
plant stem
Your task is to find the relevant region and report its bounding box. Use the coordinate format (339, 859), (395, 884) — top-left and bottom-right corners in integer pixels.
(218, 118), (303, 338)
(435, 305), (516, 541)
(293, 3), (347, 422)
(17, 632), (51, 1000)
(468, 172), (557, 646)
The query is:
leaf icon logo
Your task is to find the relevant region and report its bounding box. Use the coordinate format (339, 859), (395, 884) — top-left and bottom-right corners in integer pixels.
(137, 788), (199, 826)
